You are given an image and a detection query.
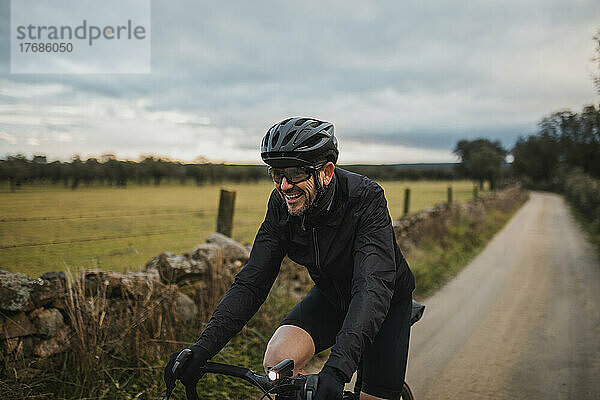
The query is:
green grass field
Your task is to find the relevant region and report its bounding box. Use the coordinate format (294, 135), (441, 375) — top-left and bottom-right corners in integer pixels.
(0, 179), (482, 277)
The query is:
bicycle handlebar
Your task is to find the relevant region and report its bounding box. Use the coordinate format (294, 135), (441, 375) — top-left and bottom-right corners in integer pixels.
(173, 359), (313, 400)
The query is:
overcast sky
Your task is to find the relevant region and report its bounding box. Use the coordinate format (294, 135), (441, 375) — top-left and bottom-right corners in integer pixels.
(1, 0), (599, 164)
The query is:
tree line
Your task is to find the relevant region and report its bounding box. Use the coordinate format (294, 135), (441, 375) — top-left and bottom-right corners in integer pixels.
(343, 165), (459, 181)
(3, 101), (598, 193)
(0, 154), (465, 191)
(450, 103), (600, 192)
(512, 105), (600, 184)
(0, 155), (267, 191)
(511, 104), (600, 232)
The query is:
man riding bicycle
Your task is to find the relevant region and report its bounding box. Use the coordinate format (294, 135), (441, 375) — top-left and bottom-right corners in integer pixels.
(165, 117), (415, 400)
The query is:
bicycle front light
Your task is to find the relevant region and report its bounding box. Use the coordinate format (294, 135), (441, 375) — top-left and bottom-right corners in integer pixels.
(267, 370), (279, 381)
(267, 359), (294, 381)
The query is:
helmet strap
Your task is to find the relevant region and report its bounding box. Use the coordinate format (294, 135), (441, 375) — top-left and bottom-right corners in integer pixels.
(303, 168), (335, 226)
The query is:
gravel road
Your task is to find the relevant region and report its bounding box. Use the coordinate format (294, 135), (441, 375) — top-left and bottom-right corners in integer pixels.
(405, 192), (600, 399)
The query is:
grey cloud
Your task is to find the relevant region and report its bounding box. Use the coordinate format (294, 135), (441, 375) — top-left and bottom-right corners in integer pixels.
(342, 125), (530, 152)
(1, 0), (598, 161)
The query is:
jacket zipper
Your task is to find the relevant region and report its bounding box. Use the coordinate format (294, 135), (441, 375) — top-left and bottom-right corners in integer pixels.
(313, 227), (345, 310)
(312, 228), (322, 277)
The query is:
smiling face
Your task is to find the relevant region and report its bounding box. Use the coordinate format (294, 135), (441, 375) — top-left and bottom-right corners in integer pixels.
(274, 162), (335, 216)
(276, 171), (318, 216)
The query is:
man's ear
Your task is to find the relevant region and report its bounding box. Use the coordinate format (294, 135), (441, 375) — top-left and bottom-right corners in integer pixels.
(322, 162), (335, 185)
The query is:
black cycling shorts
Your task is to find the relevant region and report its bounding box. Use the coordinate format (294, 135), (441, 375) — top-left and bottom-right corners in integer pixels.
(279, 286), (411, 400)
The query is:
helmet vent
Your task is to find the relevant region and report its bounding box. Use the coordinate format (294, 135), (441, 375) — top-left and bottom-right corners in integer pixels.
(295, 118), (309, 126)
(281, 130), (296, 146)
(299, 133), (326, 150)
(271, 130), (280, 147)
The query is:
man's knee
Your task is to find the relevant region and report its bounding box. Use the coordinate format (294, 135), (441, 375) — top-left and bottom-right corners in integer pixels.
(263, 325), (315, 374)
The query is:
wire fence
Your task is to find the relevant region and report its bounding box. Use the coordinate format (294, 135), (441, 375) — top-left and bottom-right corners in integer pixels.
(0, 182), (481, 274)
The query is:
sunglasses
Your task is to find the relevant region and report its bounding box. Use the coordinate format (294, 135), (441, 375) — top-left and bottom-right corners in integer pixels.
(268, 166), (320, 185)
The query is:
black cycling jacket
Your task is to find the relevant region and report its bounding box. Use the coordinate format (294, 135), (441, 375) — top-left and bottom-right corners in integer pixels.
(195, 168), (415, 381)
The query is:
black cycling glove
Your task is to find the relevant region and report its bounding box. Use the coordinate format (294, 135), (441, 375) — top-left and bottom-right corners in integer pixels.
(164, 345), (211, 388)
(314, 365), (346, 400)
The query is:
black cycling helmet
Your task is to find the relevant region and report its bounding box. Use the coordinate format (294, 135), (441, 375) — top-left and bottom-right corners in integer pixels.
(261, 117), (339, 167)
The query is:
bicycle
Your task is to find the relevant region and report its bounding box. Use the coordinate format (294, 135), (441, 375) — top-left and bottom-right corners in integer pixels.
(165, 300), (425, 400)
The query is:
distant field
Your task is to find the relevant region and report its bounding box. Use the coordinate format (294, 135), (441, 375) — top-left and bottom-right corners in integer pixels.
(0, 179), (482, 277)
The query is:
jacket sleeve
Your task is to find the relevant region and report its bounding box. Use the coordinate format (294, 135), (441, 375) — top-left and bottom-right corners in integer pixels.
(195, 191), (286, 357)
(324, 184), (397, 381)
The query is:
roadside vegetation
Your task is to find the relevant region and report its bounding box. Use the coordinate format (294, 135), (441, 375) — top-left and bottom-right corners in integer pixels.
(562, 170), (600, 253)
(408, 192), (527, 297)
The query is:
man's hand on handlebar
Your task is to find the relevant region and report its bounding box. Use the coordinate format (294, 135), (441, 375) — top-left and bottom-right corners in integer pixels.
(164, 345), (211, 391)
(314, 365), (346, 400)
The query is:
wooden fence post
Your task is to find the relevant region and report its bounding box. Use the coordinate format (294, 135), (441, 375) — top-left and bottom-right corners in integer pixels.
(447, 186), (453, 204)
(403, 188), (410, 216)
(216, 189), (236, 237)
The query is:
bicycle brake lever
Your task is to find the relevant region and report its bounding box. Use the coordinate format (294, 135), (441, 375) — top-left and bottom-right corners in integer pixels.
(172, 348), (193, 374)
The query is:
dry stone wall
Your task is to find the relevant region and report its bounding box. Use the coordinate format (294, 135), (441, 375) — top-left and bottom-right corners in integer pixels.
(0, 232), (249, 362)
(393, 185), (526, 254)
